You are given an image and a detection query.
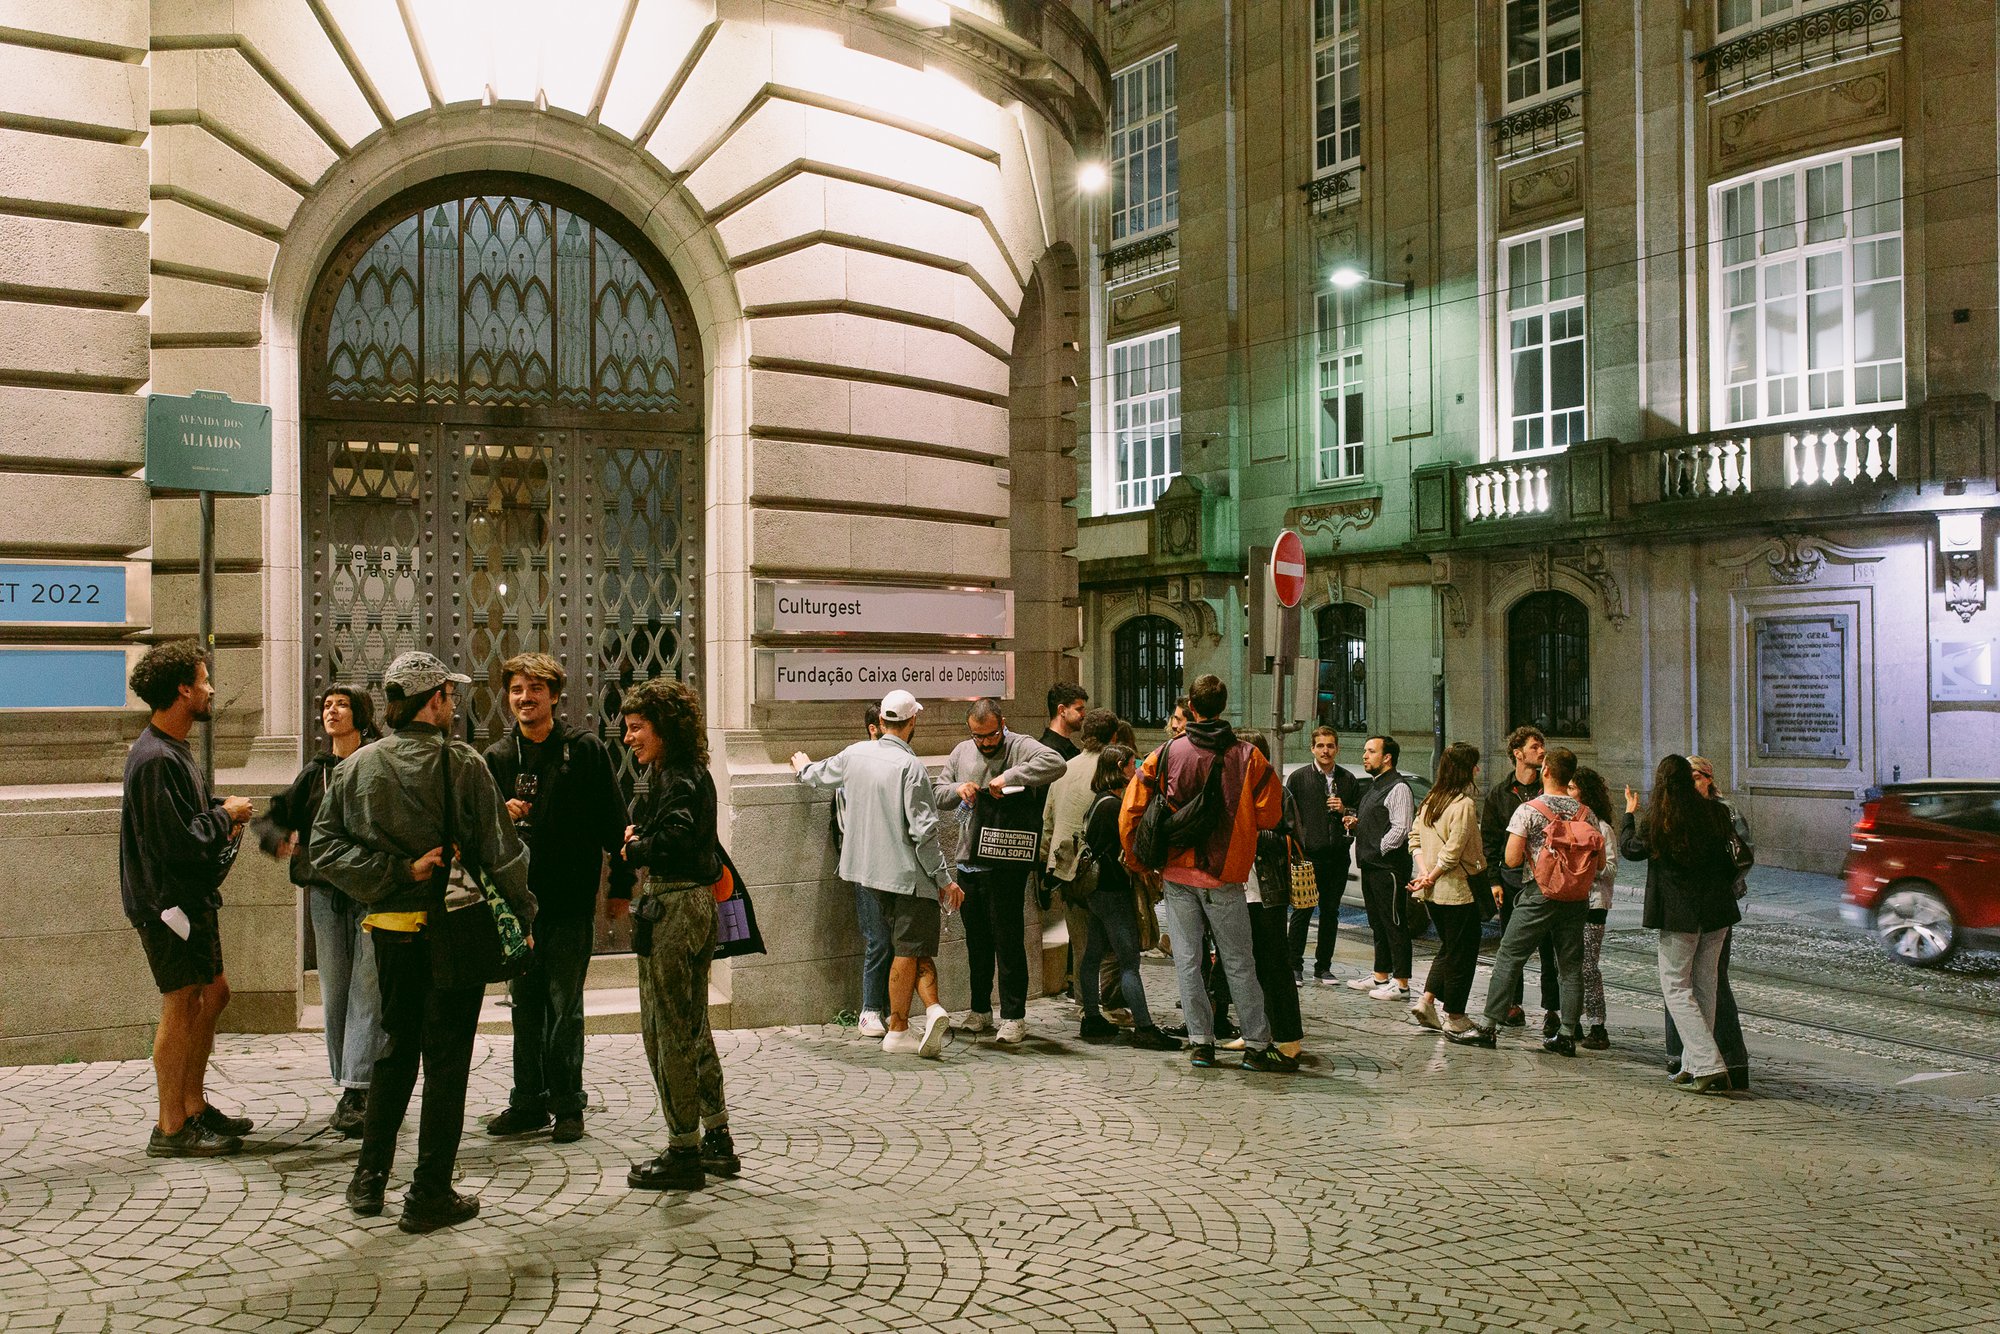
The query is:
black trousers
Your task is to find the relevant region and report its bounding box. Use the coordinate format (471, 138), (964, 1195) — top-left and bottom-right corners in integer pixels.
(1247, 902), (1302, 1045)
(1288, 845), (1352, 972)
(1665, 931), (1749, 1079)
(1498, 872), (1560, 1011)
(1358, 864), (1412, 980)
(358, 930), (485, 1200)
(1424, 901), (1482, 1014)
(959, 863), (1030, 1021)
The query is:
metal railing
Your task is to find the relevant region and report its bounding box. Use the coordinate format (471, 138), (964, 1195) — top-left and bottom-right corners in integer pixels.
(1490, 88), (1582, 161)
(1696, 0), (1900, 98)
(1302, 165), (1363, 217)
(1103, 229), (1178, 285)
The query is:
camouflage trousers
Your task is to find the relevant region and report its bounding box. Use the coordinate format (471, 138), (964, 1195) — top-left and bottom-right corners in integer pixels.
(637, 885), (728, 1148)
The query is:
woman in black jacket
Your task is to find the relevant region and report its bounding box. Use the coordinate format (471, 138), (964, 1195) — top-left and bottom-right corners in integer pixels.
(1240, 731), (1303, 1069)
(1620, 754), (1742, 1095)
(1078, 747), (1179, 1052)
(619, 678), (735, 1192)
(252, 684), (382, 1135)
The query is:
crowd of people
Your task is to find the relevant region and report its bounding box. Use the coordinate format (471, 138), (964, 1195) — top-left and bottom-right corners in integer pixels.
(116, 638), (1754, 1236)
(789, 673), (1755, 1092)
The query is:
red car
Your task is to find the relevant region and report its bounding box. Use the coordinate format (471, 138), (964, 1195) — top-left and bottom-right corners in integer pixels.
(1841, 781), (2000, 966)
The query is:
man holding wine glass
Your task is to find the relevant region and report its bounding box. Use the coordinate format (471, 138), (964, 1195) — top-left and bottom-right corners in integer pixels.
(480, 653), (635, 1144)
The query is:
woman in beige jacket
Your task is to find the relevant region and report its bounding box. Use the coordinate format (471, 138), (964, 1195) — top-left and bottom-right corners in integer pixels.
(1408, 743), (1485, 1035)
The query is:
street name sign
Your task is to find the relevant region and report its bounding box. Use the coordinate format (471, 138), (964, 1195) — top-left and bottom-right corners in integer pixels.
(755, 581), (1012, 638)
(145, 390), (273, 495)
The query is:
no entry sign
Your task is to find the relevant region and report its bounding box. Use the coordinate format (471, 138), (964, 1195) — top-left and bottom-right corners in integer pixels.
(1271, 529), (1305, 608)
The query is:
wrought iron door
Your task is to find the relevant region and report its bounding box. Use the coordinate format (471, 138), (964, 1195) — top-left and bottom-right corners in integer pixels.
(303, 175), (703, 954)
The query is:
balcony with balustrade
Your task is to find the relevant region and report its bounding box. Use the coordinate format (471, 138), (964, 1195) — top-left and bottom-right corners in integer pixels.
(1409, 406), (1954, 550)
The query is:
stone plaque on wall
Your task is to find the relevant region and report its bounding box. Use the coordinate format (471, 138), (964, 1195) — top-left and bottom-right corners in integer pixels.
(1754, 614), (1852, 760)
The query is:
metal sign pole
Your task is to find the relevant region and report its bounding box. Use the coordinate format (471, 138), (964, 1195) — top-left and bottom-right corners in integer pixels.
(199, 490), (215, 789)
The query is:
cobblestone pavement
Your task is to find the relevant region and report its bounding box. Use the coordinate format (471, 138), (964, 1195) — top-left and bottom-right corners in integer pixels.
(4, 929), (1999, 1333)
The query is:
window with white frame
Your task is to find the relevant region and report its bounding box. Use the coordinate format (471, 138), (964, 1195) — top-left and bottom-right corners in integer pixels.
(1313, 0), (1360, 174)
(1504, 0), (1581, 106)
(1109, 328), (1181, 511)
(1110, 49), (1178, 243)
(1716, 0), (1844, 38)
(1502, 223), (1587, 454)
(1315, 290), (1364, 481)
(1714, 143), (1903, 426)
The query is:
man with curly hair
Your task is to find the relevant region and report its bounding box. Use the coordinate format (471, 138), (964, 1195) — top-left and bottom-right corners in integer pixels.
(121, 640), (256, 1157)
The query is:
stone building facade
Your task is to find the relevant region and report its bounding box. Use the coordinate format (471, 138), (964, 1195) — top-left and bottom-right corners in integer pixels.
(1076, 0), (1998, 875)
(0, 0), (1102, 1064)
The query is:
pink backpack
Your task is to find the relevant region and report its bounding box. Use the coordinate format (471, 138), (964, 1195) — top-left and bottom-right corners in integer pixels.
(1526, 799), (1606, 902)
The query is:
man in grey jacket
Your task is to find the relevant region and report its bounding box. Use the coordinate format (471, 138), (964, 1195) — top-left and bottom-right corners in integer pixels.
(932, 699), (1066, 1044)
(793, 690), (963, 1058)
(313, 651), (533, 1234)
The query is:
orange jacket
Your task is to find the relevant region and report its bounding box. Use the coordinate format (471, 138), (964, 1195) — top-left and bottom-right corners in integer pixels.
(1118, 734), (1283, 885)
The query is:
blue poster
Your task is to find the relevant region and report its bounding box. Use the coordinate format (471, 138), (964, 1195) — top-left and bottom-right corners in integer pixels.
(0, 649), (130, 709)
(0, 564), (128, 626)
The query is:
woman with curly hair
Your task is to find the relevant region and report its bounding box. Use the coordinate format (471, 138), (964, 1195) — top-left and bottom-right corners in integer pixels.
(619, 677), (736, 1191)
(1566, 766), (1619, 1051)
(1620, 754), (1740, 1095)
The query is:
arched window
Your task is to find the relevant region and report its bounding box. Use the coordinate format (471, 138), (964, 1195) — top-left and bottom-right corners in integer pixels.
(1115, 616), (1184, 728)
(1508, 591), (1590, 737)
(1315, 603), (1366, 731)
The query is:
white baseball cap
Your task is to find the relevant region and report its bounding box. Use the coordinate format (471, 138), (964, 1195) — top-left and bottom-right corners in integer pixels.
(879, 689), (923, 723)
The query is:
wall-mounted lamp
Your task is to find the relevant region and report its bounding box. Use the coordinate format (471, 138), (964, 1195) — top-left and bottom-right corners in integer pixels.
(1077, 161), (1109, 194)
(1328, 265), (1412, 299)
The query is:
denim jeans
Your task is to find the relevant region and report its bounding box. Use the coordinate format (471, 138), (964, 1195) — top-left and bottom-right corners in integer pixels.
(1658, 927), (1731, 1078)
(308, 886), (383, 1090)
(508, 912), (595, 1117)
(1480, 888), (1586, 1036)
(959, 863), (1030, 1021)
(1162, 882), (1268, 1048)
(1498, 867), (1560, 1011)
(852, 881), (892, 1016)
(1079, 881), (1152, 1029)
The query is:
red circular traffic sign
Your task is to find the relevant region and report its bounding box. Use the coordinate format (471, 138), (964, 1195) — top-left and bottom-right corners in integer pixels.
(1271, 529), (1305, 608)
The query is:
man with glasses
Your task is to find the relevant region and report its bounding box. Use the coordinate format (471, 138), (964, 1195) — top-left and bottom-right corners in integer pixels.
(314, 652), (534, 1234)
(935, 699), (1065, 1044)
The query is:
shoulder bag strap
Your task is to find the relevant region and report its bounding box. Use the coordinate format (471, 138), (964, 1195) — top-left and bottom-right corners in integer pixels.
(439, 736), (457, 877)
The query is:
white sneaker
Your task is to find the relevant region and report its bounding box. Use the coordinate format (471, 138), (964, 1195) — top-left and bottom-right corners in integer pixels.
(950, 1010), (992, 1033)
(917, 1004), (950, 1059)
(994, 1018), (1028, 1045)
(1347, 975), (1387, 991)
(1369, 981), (1410, 1001)
(1409, 998), (1441, 1030)
(881, 1025), (924, 1054)
(1102, 1007), (1135, 1027)
(857, 1010), (886, 1038)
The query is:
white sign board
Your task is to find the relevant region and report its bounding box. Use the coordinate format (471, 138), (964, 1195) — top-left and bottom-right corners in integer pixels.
(758, 651), (1014, 702)
(755, 581), (1011, 638)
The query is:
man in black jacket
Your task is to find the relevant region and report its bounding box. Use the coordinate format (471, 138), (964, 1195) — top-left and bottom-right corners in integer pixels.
(1284, 726), (1363, 985)
(482, 653), (634, 1144)
(1481, 725), (1557, 1030)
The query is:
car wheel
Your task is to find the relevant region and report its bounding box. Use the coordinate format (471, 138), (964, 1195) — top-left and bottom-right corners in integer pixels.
(1874, 883), (1959, 968)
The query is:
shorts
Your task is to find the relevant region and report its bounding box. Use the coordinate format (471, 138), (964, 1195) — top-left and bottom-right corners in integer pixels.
(136, 902), (224, 994)
(873, 889), (941, 958)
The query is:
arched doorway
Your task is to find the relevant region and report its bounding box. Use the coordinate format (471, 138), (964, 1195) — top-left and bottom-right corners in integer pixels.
(301, 174), (704, 787)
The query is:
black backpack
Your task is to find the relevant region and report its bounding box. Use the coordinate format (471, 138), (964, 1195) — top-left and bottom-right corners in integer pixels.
(1132, 738), (1230, 870)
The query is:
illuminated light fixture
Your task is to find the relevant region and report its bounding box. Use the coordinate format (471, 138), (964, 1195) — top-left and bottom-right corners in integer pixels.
(1077, 161), (1108, 193)
(871, 0), (952, 28)
(1329, 265), (1413, 298)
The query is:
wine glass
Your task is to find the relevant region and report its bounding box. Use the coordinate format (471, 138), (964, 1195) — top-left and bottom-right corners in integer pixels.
(513, 772), (539, 832)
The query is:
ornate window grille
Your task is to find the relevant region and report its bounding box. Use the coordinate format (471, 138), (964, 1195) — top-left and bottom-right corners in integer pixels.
(1508, 591), (1590, 738)
(1315, 603), (1367, 732)
(304, 174), (703, 829)
(1115, 616), (1184, 729)
(1703, 0), (1900, 98)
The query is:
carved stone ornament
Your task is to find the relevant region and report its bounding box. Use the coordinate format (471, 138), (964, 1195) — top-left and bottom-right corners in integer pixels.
(1430, 557), (1470, 637)
(1716, 69), (1892, 166)
(1944, 552), (1985, 624)
(1502, 157), (1581, 224)
(1555, 543), (1630, 627)
(1715, 532), (1885, 586)
(1110, 280), (1179, 331)
(1108, 0), (1173, 59)
(1287, 497), (1378, 547)
(1151, 474), (1204, 559)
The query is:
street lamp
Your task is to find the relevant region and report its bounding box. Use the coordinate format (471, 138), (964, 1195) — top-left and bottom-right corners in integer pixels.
(1328, 265), (1412, 299)
(1077, 161), (1108, 194)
